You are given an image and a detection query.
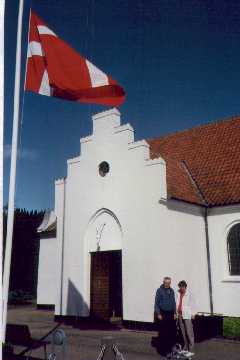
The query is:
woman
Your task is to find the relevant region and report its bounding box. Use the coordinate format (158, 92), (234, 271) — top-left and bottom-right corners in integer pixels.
(176, 280), (197, 357)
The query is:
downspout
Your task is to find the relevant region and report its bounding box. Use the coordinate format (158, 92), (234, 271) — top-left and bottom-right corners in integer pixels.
(181, 161), (214, 314)
(204, 207), (214, 314)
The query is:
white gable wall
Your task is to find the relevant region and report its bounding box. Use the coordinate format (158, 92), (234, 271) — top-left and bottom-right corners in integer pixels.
(56, 109), (211, 321)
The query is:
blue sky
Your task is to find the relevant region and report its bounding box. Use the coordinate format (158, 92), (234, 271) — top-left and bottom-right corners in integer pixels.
(4, 0), (240, 210)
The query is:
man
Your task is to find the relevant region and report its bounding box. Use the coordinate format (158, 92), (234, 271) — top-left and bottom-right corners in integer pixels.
(154, 277), (176, 356)
(176, 280), (196, 357)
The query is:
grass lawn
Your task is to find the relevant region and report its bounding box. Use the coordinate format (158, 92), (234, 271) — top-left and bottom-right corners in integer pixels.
(223, 317), (240, 338)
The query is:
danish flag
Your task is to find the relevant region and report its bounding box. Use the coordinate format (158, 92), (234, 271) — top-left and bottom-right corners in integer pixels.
(25, 10), (126, 106)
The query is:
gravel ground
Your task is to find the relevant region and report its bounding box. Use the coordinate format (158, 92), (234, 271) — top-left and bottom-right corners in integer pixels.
(6, 305), (240, 360)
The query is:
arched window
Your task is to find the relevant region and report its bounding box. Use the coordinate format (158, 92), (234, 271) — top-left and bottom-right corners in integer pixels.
(227, 224), (240, 276)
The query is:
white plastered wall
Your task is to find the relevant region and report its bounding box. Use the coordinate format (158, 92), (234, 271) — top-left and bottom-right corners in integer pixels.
(37, 236), (57, 305)
(122, 200), (210, 322)
(59, 108), (211, 322)
(208, 205), (240, 317)
(37, 179), (66, 311)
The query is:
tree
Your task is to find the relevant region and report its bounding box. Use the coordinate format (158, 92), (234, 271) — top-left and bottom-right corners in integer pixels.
(3, 208), (45, 298)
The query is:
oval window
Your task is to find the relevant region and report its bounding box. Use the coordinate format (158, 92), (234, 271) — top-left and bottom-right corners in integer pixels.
(99, 161), (110, 177)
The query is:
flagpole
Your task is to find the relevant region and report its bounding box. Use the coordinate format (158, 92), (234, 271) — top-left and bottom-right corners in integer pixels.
(2, 0), (24, 343)
(0, 0), (5, 347)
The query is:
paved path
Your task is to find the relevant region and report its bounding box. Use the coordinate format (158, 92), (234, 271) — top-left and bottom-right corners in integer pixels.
(6, 305), (240, 360)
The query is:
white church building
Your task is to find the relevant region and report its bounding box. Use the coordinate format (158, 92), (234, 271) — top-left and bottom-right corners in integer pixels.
(37, 108), (240, 323)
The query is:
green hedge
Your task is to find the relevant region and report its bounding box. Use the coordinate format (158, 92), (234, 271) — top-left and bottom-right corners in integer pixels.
(223, 317), (240, 338)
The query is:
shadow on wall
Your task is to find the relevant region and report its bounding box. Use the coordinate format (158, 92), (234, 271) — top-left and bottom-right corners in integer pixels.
(66, 279), (89, 318)
(165, 199), (203, 217)
(55, 279), (121, 330)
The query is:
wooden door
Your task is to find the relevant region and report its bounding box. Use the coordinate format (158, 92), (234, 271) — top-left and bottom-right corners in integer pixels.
(90, 252), (110, 320)
(109, 251), (123, 318)
(90, 251), (123, 320)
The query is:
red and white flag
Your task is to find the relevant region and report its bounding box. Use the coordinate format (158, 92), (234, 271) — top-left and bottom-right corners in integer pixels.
(25, 10), (125, 106)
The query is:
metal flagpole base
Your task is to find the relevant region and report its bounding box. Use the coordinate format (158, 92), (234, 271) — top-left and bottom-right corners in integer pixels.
(97, 336), (125, 360)
(48, 329), (67, 360)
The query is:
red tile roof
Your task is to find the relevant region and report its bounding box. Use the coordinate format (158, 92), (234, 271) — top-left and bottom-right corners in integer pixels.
(147, 116), (240, 207)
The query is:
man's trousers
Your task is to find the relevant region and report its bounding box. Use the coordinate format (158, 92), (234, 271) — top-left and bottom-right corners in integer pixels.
(157, 311), (176, 355)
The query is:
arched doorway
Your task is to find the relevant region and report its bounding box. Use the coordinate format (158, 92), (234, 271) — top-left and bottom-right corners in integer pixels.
(90, 250), (122, 320)
(84, 209), (123, 321)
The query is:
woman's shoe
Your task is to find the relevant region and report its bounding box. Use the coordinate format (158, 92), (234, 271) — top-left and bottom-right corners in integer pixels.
(184, 351), (195, 358)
